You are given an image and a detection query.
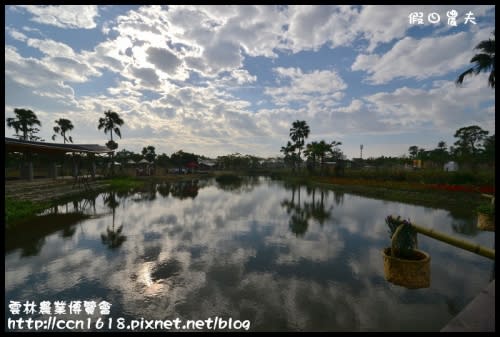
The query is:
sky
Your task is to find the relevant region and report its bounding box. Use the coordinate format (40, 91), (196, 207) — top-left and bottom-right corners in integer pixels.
(4, 5), (496, 160)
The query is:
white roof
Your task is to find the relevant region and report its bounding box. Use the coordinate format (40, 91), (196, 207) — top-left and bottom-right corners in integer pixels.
(199, 160), (216, 166)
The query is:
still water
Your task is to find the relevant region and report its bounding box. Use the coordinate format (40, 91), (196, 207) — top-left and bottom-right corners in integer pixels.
(5, 177), (495, 331)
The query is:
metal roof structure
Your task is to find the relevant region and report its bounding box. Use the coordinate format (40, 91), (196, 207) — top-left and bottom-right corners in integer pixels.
(5, 137), (113, 155)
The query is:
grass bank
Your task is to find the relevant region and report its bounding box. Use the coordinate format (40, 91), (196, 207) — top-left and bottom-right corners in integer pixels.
(270, 172), (491, 213)
(5, 197), (50, 226)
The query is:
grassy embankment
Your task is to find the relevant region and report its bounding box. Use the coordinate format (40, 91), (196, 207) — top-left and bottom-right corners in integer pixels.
(269, 168), (495, 212)
(5, 197), (51, 225)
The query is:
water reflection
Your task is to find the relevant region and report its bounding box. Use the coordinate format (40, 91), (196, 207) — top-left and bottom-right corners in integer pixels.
(215, 175), (261, 193)
(5, 178), (495, 331)
(5, 212), (90, 257)
(101, 191), (127, 250)
(450, 218), (479, 236)
(170, 180), (199, 199)
(281, 183), (339, 236)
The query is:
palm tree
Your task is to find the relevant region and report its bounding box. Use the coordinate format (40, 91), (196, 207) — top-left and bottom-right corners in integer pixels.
(456, 30), (495, 89)
(6, 108), (41, 141)
(289, 120), (310, 168)
(98, 110), (124, 146)
(52, 118), (74, 144)
(304, 142), (319, 171)
(98, 110), (124, 175)
(280, 141), (296, 170)
(317, 140), (334, 172)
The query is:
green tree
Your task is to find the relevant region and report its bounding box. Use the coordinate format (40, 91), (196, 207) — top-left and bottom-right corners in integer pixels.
(98, 110), (124, 175)
(98, 110), (124, 149)
(481, 134), (495, 164)
(6, 108), (42, 141)
(304, 141), (319, 171)
(141, 145), (157, 163)
(171, 150), (197, 172)
(280, 141), (297, 169)
(51, 118), (74, 144)
(156, 153), (170, 169)
(408, 146), (419, 159)
(115, 149), (135, 165)
(429, 141), (449, 166)
(328, 140), (343, 162)
(289, 120), (310, 167)
(304, 140), (335, 173)
(456, 30), (495, 89)
(454, 125), (489, 156)
(453, 125), (489, 167)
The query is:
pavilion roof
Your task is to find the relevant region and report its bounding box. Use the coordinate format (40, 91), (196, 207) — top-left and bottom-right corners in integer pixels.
(5, 137), (113, 155)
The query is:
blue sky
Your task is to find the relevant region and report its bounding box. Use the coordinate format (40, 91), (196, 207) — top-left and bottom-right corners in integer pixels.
(4, 5), (495, 159)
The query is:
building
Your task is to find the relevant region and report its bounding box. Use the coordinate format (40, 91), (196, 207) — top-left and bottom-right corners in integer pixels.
(444, 161), (459, 172)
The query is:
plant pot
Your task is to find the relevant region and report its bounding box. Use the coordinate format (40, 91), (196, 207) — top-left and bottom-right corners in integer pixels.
(477, 212), (495, 231)
(382, 248), (430, 289)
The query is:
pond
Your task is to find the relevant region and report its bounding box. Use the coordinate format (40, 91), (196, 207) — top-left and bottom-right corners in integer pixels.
(5, 177), (495, 331)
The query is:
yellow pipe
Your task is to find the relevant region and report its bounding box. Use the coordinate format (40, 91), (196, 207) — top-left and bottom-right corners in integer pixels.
(412, 224), (495, 260)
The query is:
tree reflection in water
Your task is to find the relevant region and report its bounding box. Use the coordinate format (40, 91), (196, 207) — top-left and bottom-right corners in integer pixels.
(101, 191), (127, 250)
(282, 183), (336, 237)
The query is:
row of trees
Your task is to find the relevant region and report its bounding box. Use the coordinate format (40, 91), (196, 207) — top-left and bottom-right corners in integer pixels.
(408, 125), (495, 167)
(6, 108), (125, 149)
(280, 120), (344, 173)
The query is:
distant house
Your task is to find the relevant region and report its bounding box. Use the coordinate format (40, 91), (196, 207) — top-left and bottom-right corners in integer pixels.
(199, 160), (216, 171)
(444, 161), (459, 172)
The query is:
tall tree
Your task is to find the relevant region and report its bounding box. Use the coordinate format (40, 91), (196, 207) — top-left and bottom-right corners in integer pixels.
(408, 146), (419, 159)
(6, 108), (42, 141)
(52, 118), (74, 144)
(329, 140), (343, 162)
(430, 141), (449, 166)
(289, 120), (310, 167)
(98, 110), (124, 175)
(304, 140), (336, 173)
(456, 30), (495, 89)
(454, 125), (489, 157)
(98, 110), (124, 150)
(481, 134), (495, 164)
(280, 141), (297, 169)
(453, 125), (489, 168)
(142, 145), (157, 163)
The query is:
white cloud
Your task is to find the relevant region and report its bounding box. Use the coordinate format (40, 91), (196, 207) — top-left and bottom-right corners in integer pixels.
(265, 67), (347, 106)
(354, 5), (494, 53)
(7, 28), (28, 41)
(285, 5), (359, 52)
(363, 74), (495, 131)
(17, 5), (99, 29)
(352, 28), (493, 84)
(4, 5), (495, 160)
(26, 38), (75, 58)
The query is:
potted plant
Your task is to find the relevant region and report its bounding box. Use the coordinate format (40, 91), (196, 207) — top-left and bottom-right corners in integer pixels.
(476, 202), (495, 231)
(382, 215), (430, 289)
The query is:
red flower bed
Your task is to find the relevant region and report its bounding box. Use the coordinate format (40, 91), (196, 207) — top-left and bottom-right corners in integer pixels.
(427, 184), (495, 194)
(314, 176), (495, 195)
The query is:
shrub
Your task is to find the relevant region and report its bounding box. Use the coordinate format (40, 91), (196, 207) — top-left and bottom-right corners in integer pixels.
(477, 202), (495, 217)
(385, 215), (418, 259)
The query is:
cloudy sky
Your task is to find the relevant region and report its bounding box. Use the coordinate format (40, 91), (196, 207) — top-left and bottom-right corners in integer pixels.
(4, 5), (495, 159)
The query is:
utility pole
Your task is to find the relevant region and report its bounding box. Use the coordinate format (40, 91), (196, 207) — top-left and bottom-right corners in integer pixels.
(360, 144), (363, 159)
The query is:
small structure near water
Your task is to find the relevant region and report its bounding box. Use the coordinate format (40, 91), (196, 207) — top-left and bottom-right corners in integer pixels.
(444, 161), (459, 172)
